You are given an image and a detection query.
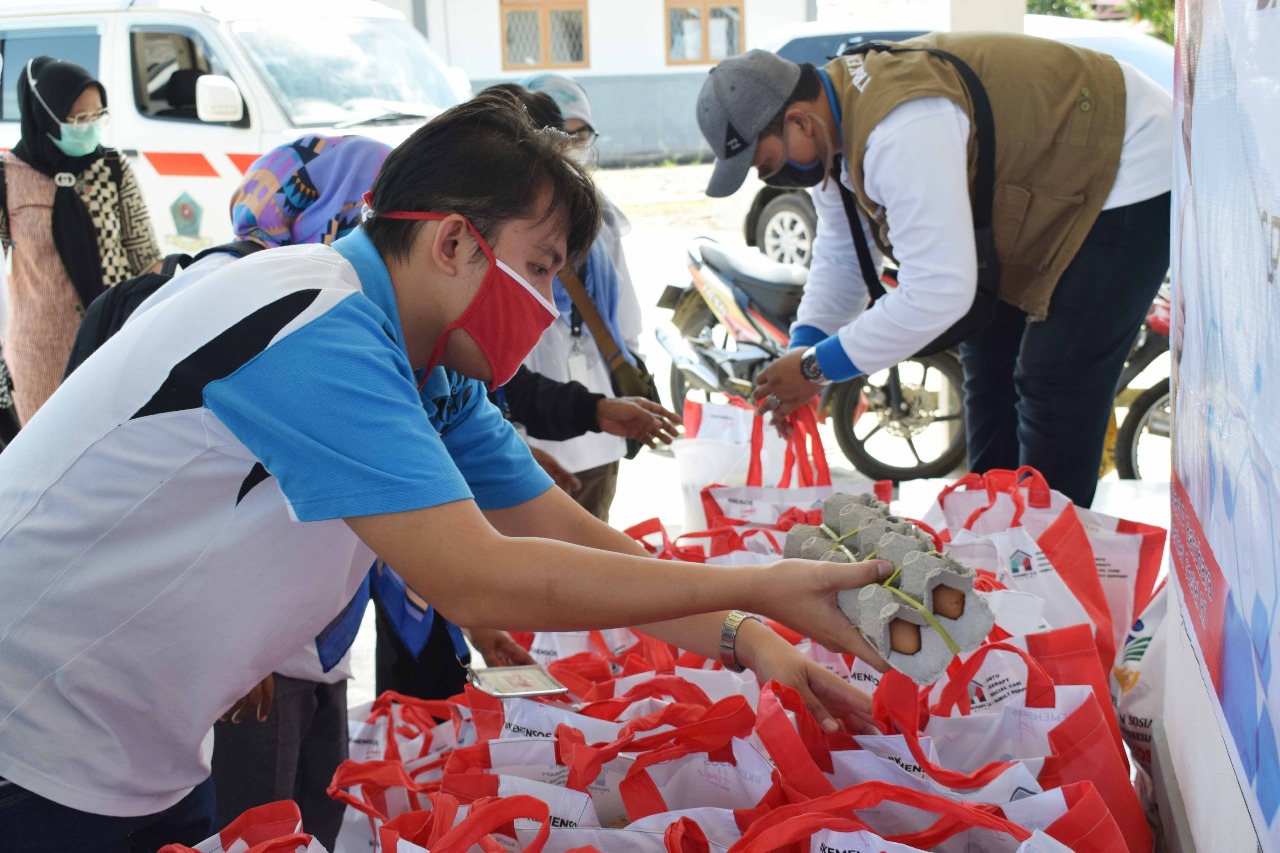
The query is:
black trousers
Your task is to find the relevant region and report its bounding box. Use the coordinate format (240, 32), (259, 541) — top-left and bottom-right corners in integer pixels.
(959, 192), (1171, 507)
(210, 675), (347, 850)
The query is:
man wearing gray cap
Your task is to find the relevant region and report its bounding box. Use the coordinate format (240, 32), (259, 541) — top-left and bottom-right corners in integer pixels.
(695, 33), (1172, 506)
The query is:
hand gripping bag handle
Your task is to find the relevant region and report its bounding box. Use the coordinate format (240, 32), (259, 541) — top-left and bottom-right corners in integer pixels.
(727, 780), (1031, 852)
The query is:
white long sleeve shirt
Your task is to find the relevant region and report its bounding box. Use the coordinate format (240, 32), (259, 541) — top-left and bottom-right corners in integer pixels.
(795, 61), (1172, 378)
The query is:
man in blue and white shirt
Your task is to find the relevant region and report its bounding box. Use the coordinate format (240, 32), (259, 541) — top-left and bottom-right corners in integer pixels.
(0, 92), (891, 851)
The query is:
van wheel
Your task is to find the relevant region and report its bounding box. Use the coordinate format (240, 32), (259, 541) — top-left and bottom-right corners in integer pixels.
(756, 193), (817, 267)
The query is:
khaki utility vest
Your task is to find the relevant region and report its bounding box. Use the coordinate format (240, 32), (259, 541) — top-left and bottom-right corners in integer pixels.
(824, 32), (1125, 317)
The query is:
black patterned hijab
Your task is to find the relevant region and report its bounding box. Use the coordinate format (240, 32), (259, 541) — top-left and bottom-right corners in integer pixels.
(11, 56), (109, 309)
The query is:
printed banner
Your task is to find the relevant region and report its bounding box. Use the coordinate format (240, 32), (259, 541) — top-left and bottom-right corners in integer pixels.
(1173, 0), (1280, 847)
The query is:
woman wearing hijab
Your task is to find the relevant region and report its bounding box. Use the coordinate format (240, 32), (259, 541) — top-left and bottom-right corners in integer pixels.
(0, 56), (161, 424)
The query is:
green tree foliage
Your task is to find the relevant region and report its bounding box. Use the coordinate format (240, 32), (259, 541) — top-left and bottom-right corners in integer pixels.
(1026, 0), (1094, 18)
(1123, 0), (1175, 43)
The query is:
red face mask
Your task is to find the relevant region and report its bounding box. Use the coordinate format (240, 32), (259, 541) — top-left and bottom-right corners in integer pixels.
(366, 199), (560, 389)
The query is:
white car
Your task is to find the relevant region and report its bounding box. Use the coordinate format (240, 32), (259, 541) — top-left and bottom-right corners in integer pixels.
(0, 0), (470, 257)
(739, 15), (1174, 266)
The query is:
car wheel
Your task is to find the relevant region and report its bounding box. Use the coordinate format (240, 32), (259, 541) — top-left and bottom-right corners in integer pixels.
(755, 193), (817, 267)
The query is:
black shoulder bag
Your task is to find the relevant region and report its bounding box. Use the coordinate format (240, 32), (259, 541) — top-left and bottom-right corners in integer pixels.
(836, 43), (1000, 357)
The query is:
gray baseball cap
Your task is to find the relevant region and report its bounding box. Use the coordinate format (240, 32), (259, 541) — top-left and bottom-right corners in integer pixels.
(696, 49), (801, 198)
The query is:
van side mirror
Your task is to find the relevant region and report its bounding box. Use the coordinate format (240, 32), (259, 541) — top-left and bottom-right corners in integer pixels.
(195, 75), (244, 123)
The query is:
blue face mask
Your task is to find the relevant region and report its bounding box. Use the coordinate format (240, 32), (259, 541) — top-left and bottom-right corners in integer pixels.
(50, 121), (101, 158)
(763, 156), (825, 189)
(761, 113), (833, 189)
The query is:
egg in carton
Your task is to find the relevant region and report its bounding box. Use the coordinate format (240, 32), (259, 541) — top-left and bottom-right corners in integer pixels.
(896, 551), (994, 652)
(839, 583), (956, 684)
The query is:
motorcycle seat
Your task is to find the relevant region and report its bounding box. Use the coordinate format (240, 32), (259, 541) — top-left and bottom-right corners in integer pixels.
(699, 242), (808, 289)
(699, 241), (807, 328)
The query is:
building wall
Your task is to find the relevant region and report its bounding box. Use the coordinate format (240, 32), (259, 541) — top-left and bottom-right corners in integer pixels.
(394, 0), (807, 163)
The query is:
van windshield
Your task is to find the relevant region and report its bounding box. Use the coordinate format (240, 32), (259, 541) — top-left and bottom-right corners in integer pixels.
(231, 17), (460, 127)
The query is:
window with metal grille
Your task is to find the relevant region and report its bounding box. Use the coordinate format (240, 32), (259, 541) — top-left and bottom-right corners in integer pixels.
(501, 0), (588, 70)
(665, 1), (744, 65)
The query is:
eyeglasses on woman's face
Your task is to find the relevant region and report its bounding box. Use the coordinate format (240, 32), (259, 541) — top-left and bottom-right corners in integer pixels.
(563, 121), (597, 146)
(64, 108), (110, 127)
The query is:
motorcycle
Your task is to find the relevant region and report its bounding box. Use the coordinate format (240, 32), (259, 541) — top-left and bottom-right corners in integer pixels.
(656, 237), (967, 481)
(1109, 286), (1171, 480)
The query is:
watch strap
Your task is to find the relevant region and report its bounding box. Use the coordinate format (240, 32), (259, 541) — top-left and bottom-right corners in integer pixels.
(719, 610), (763, 672)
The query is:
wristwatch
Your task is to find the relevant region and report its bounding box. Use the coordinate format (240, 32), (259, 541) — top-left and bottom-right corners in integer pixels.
(800, 346), (831, 385)
(719, 610), (763, 672)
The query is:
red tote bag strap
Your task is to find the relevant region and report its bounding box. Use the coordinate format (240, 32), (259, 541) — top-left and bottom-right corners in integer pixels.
(903, 516), (945, 552)
(780, 403), (831, 488)
(245, 837), (317, 853)
(578, 674), (714, 720)
(727, 781), (1030, 852)
(665, 816), (714, 853)
(933, 642), (1057, 715)
(1011, 465), (1054, 508)
(625, 517), (702, 561)
(430, 794), (551, 853)
(326, 759), (423, 820)
(873, 671), (1021, 790)
(936, 471), (986, 503)
(753, 681), (837, 799)
(618, 697), (755, 820)
(962, 470), (1028, 530)
(217, 801), (303, 848)
(746, 412), (766, 487)
(555, 724), (632, 791)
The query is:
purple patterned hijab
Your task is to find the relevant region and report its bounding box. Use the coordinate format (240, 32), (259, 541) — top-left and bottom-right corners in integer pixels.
(231, 134), (390, 247)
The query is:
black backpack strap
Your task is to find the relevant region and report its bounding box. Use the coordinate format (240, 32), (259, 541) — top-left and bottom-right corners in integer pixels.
(159, 252), (193, 277)
(833, 156), (886, 302)
(191, 239), (265, 264)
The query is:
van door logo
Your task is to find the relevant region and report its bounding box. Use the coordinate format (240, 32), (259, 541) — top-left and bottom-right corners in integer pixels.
(167, 191), (211, 250)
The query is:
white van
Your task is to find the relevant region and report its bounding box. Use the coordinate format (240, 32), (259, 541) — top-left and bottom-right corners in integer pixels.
(0, 0), (470, 256)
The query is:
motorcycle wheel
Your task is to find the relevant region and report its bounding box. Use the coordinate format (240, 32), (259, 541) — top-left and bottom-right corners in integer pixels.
(830, 352), (967, 481)
(1115, 377), (1171, 480)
